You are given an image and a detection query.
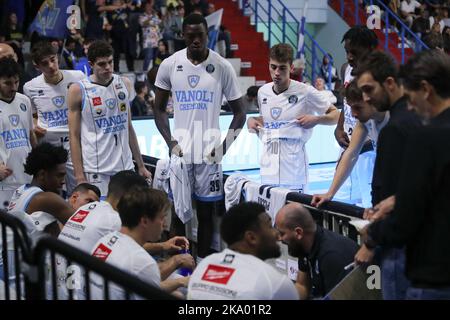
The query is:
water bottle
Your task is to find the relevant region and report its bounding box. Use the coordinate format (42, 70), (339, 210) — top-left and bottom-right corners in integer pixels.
(177, 249), (192, 276)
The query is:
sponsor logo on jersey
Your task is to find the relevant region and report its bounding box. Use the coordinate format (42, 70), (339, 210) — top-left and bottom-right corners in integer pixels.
(88, 203), (97, 210)
(262, 98), (267, 104)
(118, 92), (126, 100)
(92, 243), (112, 261)
(107, 235), (119, 246)
(70, 210), (90, 223)
(20, 103), (27, 112)
(270, 107), (282, 120)
(176, 65), (183, 72)
(222, 254), (235, 264)
(52, 96), (65, 108)
(201, 264), (235, 285)
(115, 83), (123, 90)
(120, 103), (127, 112)
(9, 115), (19, 127)
(38, 90), (44, 96)
(95, 108), (104, 117)
(105, 98), (117, 109)
(188, 75), (200, 88)
(206, 64), (215, 73)
(92, 97), (102, 106)
(288, 95), (298, 104)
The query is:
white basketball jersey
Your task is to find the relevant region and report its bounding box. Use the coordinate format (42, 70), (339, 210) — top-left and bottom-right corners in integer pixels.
(0, 93), (33, 190)
(90, 231), (161, 299)
(364, 112), (390, 148)
(187, 248), (299, 300)
(58, 201), (121, 253)
(78, 75), (134, 175)
(155, 49), (241, 163)
(343, 65), (358, 137)
(258, 80), (329, 187)
(23, 70), (85, 148)
(7, 184), (42, 212)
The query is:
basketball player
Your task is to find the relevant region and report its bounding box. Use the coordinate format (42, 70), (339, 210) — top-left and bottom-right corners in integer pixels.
(153, 13), (246, 259)
(0, 58), (36, 210)
(23, 41), (86, 195)
(247, 43), (338, 191)
(67, 40), (151, 197)
(311, 80), (389, 207)
(334, 26), (379, 207)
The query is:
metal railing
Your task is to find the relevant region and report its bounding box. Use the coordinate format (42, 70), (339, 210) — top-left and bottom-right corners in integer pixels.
(332, 0), (428, 63)
(0, 210), (176, 300)
(243, 0), (335, 87)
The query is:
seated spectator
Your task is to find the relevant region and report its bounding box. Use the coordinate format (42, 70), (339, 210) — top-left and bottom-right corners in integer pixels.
(187, 202), (299, 300)
(400, 0), (423, 28)
(131, 81), (152, 117)
(153, 39), (171, 67)
(90, 186), (190, 298)
(412, 9), (431, 35)
(314, 77), (337, 105)
(139, 1), (162, 72)
(243, 85), (260, 112)
(290, 58), (305, 82)
(422, 30), (445, 49)
(275, 202), (359, 299)
(320, 54), (338, 90)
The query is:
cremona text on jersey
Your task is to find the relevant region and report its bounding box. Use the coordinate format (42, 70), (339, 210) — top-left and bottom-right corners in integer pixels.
(0, 128), (30, 149)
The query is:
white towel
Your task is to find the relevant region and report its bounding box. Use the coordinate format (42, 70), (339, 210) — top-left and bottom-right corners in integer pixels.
(224, 173), (250, 211)
(243, 182), (291, 223)
(169, 155), (193, 224)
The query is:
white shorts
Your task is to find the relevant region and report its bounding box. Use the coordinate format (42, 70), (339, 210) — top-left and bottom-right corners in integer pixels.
(85, 173), (112, 199)
(186, 163), (223, 202)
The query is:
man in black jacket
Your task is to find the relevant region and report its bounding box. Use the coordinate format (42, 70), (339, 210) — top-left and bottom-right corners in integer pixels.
(358, 50), (450, 299)
(352, 51), (422, 300)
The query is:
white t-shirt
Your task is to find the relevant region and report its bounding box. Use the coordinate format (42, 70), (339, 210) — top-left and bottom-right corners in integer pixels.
(58, 201), (121, 252)
(401, 0), (421, 14)
(258, 80), (329, 187)
(187, 248), (299, 300)
(90, 231), (161, 299)
(364, 111), (390, 148)
(23, 70), (85, 149)
(155, 48), (241, 163)
(342, 65), (358, 137)
(77, 74), (134, 175)
(0, 93), (33, 190)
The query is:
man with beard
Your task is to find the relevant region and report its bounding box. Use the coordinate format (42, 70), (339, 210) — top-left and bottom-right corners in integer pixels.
(187, 202), (299, 300)
(276, 202), (358, 299)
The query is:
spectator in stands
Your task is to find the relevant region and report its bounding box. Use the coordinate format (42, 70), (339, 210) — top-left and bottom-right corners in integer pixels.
(275, 202), (358, 299)
(422, 30), (445, 49)
(412, 8), (431, 35)
(91, 186), (190, 298)
(314, 77), (338, 105)
(290, 57), (305, 82)
(153, 39), (171, 67)
(400, 0), (423, 28)
(430, 7), (446, 33)
(242, 85), (260, 112)
(357, 49), (450, 300)
(107, 0), (136, 72)
(0, 42), (28, 93)
(139, 1), (162, 72)
(184, 0), (208, 16)
(0, 12), (23, 47)
(188, 202), (299, 300)
(353, 50), (422, 300)
(131, 81), (151, 117)
(61, 38), (78, 70)
(84, 0), (108, 40)
(320, 54), (338, 90)
(163, 3), (185, 52)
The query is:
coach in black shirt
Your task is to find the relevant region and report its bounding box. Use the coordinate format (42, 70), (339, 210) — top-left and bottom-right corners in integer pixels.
(362, 50), (450, 299)
(276, 203), (358, 299)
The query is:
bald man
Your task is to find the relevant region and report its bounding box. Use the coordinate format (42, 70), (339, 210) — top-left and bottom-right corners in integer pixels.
(0, 43), (18, 61)
(275, 202), (358, 299)
(0, 43), (28, 93)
